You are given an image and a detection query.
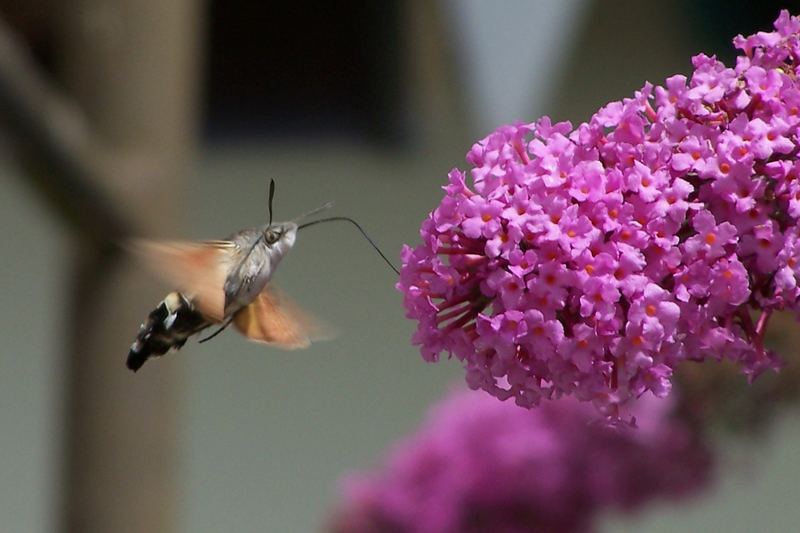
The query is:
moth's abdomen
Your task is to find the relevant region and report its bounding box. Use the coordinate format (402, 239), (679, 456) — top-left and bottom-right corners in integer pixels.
(127, 292), (210, 371)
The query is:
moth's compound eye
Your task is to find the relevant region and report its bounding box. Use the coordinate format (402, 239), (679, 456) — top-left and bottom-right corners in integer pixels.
(265, 230), (278, 244)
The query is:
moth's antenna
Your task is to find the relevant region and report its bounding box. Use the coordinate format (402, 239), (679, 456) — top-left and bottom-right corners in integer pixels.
(267, 179), (276, 227)
(293, 201), (335, 224)
(298, 216), (399, 275)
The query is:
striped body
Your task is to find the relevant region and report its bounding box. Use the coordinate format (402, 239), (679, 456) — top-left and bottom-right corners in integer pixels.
(127, 292), (210, 371)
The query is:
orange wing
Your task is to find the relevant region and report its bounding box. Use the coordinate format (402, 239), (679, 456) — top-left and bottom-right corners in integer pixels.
(232, 285), (334, 349)
(129, 239), (234, 322)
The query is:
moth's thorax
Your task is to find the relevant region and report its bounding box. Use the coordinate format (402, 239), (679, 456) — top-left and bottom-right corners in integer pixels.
(223, 222), (298, 314)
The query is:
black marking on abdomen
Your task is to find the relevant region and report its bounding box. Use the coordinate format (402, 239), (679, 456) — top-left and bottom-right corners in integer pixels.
(127, 292), (210, 371)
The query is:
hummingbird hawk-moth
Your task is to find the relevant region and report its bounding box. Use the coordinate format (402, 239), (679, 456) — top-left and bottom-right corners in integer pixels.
(127, 180), (397, 371)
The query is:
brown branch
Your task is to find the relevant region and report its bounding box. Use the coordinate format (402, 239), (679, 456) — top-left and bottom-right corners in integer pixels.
(0, 15), (135, 245)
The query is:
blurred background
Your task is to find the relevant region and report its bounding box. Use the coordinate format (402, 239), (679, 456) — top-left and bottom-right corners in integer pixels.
(1, 0), (800, 531)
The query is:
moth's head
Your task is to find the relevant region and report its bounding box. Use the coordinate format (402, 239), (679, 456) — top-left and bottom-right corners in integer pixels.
(263, 221), (297, 253)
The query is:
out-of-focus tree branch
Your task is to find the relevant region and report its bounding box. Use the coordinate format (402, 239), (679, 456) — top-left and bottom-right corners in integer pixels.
(0, 3), (201, 532)
(0, 14), (135, 244)
(53, 1), (202, 532)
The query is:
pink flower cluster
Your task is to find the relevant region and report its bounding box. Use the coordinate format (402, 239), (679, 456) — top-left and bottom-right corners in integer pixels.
(398, 11), (800, 413)
(331, 390), (711, 533)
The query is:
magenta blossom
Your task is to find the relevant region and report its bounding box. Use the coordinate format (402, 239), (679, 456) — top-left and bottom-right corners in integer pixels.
(398, 11), (800, 414)
(330, 390), (712, 533)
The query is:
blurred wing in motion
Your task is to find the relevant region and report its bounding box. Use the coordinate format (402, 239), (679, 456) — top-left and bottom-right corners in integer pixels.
(233, 285), (335, 349)
(129, 239), (235, 322)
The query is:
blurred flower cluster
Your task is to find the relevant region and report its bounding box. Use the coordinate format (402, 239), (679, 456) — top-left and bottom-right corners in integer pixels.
(331, 389), (712, 533)
(398, 10), (800, 415)
(329, 333), (800, 533)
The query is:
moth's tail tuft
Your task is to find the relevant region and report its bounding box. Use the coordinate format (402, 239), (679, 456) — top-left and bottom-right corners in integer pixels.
(127, 292), (210, 371)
